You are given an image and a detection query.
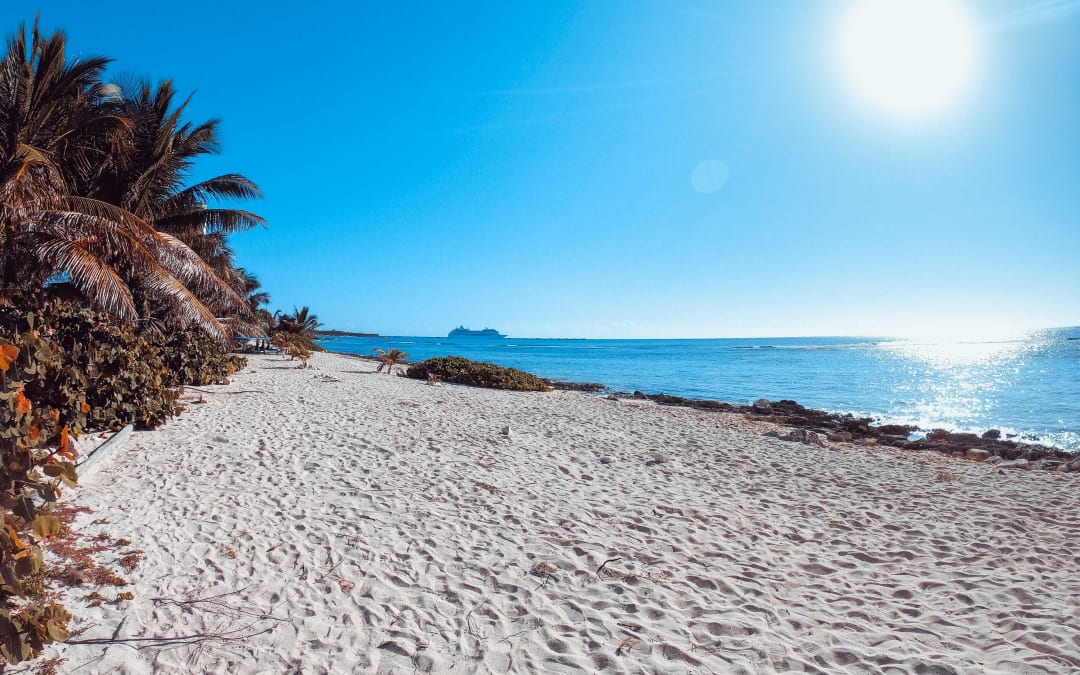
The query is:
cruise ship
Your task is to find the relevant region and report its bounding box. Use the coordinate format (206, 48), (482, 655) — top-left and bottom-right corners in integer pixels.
(448, 326), (506, 338)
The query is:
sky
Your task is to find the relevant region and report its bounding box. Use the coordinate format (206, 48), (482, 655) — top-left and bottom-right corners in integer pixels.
(9, 1), (1080, 338)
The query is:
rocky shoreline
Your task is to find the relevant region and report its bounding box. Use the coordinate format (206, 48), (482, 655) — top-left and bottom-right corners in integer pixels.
(608, 391), (1080, 472)
(332, 355), (1078, 472)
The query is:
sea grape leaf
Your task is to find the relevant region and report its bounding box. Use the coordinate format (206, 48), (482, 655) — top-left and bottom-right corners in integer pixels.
(13, 495), (35, 522)
(42, 462), (77, 488)
(46, 618), (67, 642)
(31, 515), (62, 540)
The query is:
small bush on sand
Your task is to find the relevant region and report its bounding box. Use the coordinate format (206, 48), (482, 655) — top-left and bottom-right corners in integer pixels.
(406, 356), (551, 392)
(374, 348), (408, 374)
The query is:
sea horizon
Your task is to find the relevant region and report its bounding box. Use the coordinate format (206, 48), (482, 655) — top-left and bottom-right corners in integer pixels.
(325, 319), (1079, 342)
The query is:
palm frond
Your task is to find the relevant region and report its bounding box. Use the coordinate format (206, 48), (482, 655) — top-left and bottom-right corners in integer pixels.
(28, 233), (137, 321)
(165, 173), (262, 204)
(155, 208), (266, 235)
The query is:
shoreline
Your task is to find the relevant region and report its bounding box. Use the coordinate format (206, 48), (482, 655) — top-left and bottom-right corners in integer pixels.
(329, 349), (1079, 466)
(47, 351), (1080, 673)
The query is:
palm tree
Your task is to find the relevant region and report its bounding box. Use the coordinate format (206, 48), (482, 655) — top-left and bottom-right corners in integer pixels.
(0, 21), (116, 309)
(236, 269), (273, 334)
(70, 79), (264, 333)
(239, 269), (270, 312)
(0, 23), (257, 339)
(374, 348), (408, 374)
(275, 306), (321, 335)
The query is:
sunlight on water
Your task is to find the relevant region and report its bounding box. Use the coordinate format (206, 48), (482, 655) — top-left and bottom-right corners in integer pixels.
(881, 337), (1029, 366)
(868, 331), (1069, 444)
(878, 340), (1026, 427)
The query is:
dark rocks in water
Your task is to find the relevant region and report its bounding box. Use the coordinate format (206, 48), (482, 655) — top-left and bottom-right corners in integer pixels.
(876, 424), (916, 437)
(647, 393), (738, 412)
(610, 392), (1076, 472)
(546, 380), (605, 393)
(844, 419), (871, 435)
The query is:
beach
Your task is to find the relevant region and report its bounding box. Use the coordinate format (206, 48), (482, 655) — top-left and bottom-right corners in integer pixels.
(49, 351), (1080, 674)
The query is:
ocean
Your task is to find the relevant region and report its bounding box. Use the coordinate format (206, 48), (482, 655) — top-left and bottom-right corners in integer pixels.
(319, 328), (1080, 451)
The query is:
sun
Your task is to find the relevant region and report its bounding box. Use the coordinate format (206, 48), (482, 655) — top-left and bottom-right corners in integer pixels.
(839, 0), (977, 117)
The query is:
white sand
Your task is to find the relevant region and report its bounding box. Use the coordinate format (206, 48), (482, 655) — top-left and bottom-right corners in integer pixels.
(44, 352), (1080, 674)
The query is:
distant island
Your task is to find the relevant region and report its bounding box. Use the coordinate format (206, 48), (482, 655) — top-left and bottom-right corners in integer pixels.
(318, 329), (381, 338)
(448, 326), (506, 338)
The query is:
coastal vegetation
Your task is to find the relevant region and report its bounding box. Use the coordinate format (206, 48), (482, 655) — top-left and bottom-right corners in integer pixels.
(406, 356), (552, 392)
(374, 348), (408, 374)
(271, 306), (326, 362)
(0, 19), (297, 664)
(318, 329), (379, 338)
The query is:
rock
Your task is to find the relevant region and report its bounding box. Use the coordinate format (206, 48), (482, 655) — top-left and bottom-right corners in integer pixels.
(1032, 459), (1061, 471)
(770, 429), (827, 447)
(982, 429), (1001, 440)
(844, 420), (871, 434)
(500, 425), (512, 438)
(987, 455), (1004, 464)
(547, 380), (605, 392)
(877, 424), (914, 437)
(606, 394), (619, 401)
(827, 431), (853, 443)
(751, 399), (773, 415)
(599, 456), (614, 464)
(878, 435), (908, 447)
(1066, 458), (1080, 472)
(949, 433), (982, 446)
(788, 429), (810, 443)
(631, 391), (648, 400)
(998, 459), (1030, 470)
(965, 448), (991, 462)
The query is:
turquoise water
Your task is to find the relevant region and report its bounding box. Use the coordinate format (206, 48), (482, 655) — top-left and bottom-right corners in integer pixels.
(320, 328), (1080, 451)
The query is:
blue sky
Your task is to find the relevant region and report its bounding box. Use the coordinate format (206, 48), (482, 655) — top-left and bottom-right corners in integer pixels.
(11, 1), (1080, 337)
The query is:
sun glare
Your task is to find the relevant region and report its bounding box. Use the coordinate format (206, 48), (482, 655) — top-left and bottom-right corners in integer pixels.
(839, 0), (977, 117)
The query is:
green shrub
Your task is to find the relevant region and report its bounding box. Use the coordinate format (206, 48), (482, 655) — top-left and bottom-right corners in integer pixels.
(406, 356), (551, 392)
(157, 331), (246, 388)
(26, 302), (180, 430)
